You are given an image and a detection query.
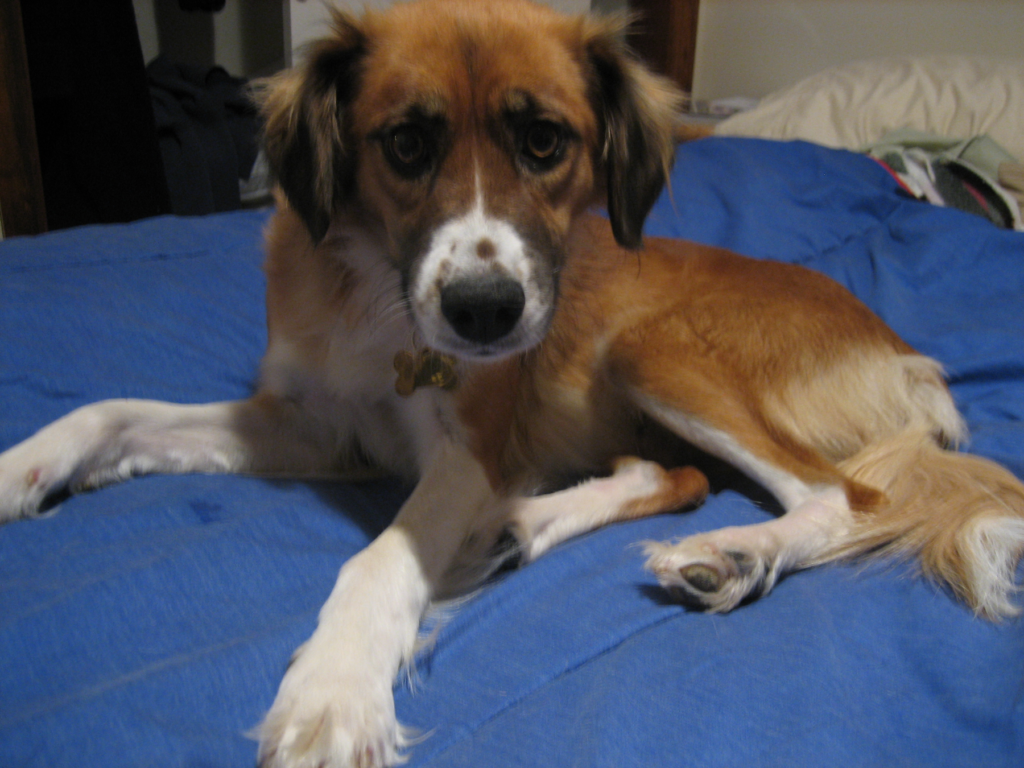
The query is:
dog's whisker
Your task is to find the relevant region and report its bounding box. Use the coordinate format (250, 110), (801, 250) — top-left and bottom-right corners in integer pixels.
(368, 300), (414, 339)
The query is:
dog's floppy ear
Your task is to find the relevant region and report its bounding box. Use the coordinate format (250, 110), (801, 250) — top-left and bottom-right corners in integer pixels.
(254, 11), (367, 242)
(584, 19), (683, 249)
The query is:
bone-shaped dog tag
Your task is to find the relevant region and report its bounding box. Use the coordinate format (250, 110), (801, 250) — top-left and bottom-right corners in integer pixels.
(394, 349), (458, 396)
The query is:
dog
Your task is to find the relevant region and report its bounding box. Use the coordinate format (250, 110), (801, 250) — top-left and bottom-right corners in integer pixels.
(2, 1), (1023, 766)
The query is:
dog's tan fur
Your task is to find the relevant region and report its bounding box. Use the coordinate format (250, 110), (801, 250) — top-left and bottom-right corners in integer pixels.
(2, 2), (1023, 766)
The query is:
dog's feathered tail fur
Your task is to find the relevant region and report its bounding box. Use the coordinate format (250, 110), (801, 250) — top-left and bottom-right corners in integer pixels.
(834, 429), (1024, 620)
(777, 350), (1024, 620)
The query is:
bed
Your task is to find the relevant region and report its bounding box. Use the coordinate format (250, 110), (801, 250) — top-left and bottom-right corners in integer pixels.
(1, 132), (1022, 767)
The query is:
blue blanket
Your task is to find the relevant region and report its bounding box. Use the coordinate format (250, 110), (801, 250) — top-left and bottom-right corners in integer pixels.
(2, 138), (1022, 767)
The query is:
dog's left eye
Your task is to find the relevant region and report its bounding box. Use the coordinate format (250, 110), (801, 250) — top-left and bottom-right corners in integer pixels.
(521, 121), (564, 168)
(384, 125), (432, 177)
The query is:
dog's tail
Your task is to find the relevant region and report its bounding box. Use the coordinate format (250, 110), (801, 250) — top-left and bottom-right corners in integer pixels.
(834, 429), (1024, 619)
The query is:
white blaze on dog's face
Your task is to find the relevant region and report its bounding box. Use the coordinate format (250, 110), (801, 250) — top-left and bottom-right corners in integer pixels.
(409, 192), (548, 358)
(258, 0), (681, 360)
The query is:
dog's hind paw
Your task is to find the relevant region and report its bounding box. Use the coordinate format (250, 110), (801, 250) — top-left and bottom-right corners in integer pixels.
(643, 532), (776, 612)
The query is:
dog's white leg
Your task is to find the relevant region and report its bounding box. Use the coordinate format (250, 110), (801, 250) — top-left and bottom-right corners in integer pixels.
(509, 458), (708, 562)
(257, 437), (496, 768)
(644, 485), (853, 611)
(633, 394), (857, 611)
(0, 395), (340, 522)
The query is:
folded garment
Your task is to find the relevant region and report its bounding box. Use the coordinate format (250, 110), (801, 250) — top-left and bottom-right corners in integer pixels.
(865, 129), (1023, 230)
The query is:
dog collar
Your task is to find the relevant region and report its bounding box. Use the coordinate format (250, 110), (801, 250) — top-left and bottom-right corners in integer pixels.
(394, 348), (458, 397)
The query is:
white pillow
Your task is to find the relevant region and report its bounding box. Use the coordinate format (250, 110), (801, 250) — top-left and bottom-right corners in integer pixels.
(715, 56), (1024, 162)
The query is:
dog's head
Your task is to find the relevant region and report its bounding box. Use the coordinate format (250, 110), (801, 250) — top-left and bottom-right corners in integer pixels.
(258, 0), (681, 360)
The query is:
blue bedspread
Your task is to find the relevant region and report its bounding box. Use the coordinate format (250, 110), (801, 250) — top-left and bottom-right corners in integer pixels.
(1, 138), (1022, 767)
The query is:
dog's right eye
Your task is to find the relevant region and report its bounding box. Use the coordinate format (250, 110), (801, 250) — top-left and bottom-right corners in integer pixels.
(518, 120), (567, 173)
(384, 125), (431, 177)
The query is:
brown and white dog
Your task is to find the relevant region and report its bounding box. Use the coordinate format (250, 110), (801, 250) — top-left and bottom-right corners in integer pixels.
(2, 1), (1023, 766)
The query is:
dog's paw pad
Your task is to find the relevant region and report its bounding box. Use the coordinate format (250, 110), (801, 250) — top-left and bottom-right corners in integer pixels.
(679, 563), (723, 593)
(643, 536), (773, 613)
(723, 549), (756, 576)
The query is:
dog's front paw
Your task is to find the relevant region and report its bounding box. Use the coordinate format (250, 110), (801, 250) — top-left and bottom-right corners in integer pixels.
(0, 435), (72, 522)
(0, 404), (123, 522)
(257, 642), (408, 768)
(644, 530), (776, 612)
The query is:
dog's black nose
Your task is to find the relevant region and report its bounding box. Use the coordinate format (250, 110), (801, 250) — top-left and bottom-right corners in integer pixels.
(441, 275), (525, 344)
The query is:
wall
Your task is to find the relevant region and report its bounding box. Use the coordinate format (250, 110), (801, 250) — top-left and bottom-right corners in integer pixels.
(133, 0), (1023, 96)
(692, 0), (1024, 101)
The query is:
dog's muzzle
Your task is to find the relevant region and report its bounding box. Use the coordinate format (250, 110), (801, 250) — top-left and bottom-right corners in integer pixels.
(409, 208), (554, 360)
